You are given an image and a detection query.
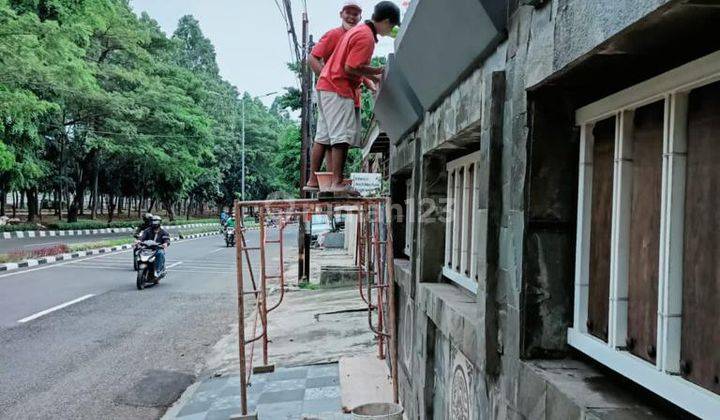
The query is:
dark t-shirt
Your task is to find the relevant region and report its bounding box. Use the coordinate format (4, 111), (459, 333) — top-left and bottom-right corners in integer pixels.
(140, 227), (170, 245)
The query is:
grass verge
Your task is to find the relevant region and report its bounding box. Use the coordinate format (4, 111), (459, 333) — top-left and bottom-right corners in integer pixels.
(68, 238), (133, 253)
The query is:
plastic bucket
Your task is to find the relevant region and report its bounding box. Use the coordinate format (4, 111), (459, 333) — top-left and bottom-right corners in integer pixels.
(351, 402), (404, 420)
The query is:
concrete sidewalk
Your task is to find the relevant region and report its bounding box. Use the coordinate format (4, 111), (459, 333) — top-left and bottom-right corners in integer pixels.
(163, 248), (394, 419)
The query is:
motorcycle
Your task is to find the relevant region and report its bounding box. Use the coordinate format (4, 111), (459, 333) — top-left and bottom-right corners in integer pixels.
(132, 232), (142, 271)
(136, 239), (163, 290)
(225, 227), (236, 247)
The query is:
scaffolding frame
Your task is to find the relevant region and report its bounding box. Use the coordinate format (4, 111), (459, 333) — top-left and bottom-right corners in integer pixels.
(233, 197), (398, 416)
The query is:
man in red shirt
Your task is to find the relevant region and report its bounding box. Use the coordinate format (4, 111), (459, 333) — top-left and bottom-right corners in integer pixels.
(308, 1), (400, 194)
(304, 1), (363, 192)
(309, 1), (362, 77)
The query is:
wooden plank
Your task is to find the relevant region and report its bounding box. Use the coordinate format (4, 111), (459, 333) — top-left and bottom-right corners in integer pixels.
(627, 101), (663, 363)
(681, 81), (720, 395)
(587, 117), (615, 342)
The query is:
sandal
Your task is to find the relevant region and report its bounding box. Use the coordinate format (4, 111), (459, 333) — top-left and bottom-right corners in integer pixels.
(331, 184), (361, 197)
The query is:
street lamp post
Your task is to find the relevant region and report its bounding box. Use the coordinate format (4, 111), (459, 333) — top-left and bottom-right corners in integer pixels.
(240, 91), (278, 202)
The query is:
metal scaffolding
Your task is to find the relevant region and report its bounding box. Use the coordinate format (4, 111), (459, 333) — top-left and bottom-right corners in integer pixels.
(233, 197), (398, 416)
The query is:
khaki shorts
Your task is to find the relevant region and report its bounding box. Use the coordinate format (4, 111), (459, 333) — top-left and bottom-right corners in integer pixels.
(314, 90), (361, 147)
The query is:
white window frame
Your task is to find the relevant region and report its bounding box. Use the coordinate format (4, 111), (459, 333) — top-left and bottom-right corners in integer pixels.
(570, 49), (720, 419)
(443, 151), (481, 293)
(404, 177), (413, 258)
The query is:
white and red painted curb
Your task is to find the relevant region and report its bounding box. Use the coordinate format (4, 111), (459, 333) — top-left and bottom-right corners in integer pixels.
(0, 231), (220, 273)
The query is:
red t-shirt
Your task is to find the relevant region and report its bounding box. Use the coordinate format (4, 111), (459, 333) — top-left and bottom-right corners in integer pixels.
(316, 22), (376, 106)
(311, 27), (346, 62)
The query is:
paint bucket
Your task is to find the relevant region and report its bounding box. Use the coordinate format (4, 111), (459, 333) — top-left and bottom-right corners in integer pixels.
(351, 402), (404, 419)
(315, 172), (333, 191)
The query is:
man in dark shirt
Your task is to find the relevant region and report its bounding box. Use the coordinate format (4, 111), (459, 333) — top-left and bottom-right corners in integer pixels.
(139, 215), (170, 276)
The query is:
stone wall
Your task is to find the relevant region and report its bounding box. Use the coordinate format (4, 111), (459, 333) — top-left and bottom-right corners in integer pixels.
(385, 1), (686, 418)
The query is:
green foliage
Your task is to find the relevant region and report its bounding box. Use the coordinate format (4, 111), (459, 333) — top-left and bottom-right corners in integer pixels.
(0, 0), (300, 222)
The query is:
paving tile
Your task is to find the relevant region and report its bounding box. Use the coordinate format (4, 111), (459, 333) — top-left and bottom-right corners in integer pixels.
(195, 377), (229, 393)
(301, 412), (350, 420)
(270, 368), (309, 381)
(257, 388), (305, 404)
(205, 407), (244, 420)
(306, 365), (338, 379)
(175, 412), (206, 420)
(176, 398), (212, 417)
(219, 384), (242, 397)
(306, 376), (339, 388)
(304, 386), (341, 400)
(264, 378), (307, 392)
(301, 398), (342, 414)
(246, 381), (266, 396)
(257, 401), (303, 419)
(209, 394), (241, 411)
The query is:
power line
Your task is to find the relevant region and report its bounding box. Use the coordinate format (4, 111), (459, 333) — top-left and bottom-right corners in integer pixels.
(283, 0), (302, 64)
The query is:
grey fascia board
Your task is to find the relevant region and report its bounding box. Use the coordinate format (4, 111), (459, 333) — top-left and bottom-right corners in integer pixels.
(393, 0), (506, 111)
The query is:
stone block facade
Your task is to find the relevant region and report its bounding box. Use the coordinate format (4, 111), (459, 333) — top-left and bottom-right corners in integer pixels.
(371, 0), (719, 418)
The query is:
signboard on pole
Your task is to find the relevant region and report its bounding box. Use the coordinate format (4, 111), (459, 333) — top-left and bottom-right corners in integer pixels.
(351, 173), (382, 197)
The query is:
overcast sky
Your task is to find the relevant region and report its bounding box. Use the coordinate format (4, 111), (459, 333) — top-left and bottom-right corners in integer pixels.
(129, 0), (406, 105)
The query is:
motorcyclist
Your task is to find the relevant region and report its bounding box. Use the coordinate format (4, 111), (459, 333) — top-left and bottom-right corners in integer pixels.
(134, 212), (153, 237)
(139, 215), (170, 277)
(220, 210), (229, 227)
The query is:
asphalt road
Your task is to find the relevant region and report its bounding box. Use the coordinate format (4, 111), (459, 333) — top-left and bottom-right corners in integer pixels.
(0, 227), (296, 419)
(0, 224), (218, 254)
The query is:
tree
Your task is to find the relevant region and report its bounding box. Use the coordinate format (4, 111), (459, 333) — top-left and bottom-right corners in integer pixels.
(0, 1), (300, 224)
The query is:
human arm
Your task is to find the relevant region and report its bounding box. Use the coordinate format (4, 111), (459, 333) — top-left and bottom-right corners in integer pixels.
(344, 34), (382, 78)
(345, 63), (383, 78)
(309, 54), (324, 77)
(159, 229), (171, 249)
(362, 76), (378, 93)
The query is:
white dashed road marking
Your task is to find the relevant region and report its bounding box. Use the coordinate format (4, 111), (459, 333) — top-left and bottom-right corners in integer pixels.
(17, 294), (95, 323)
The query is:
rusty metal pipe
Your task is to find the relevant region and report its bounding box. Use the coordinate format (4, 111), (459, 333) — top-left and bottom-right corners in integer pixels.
(234, 201), (249, 415)
(267, 222), (287, 313)
(258, 209), (269, 367)
(374, 203), (385, 359)
(385, 197), (399, 403)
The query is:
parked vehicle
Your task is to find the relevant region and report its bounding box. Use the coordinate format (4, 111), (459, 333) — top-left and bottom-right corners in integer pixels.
(135, 239), (163, 290)
(310, 214), (332, 247)
(225, 226), (236, 247)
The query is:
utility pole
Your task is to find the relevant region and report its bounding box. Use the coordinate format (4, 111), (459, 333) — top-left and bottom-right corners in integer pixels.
(298, 10), (312, 283)
(241, 98), (245, 202)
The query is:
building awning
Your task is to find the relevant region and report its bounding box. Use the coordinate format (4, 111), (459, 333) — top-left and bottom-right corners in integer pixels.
(373, 0), (509, 143)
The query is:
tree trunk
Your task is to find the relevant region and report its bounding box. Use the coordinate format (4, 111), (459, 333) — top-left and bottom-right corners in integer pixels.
(107, 194), (116, 223)
(54, 188), (61, 218)
(148, 197), (156, 213)
(25, 189), (38, 222)
(19, 191), (25, 210)
(0, 189), (5, 216)
(127, 197), (132, 218)
(137, 196), (142, 219)
(91, 166), (99, 219)
(166, 201), (175, 222)
(12, 191), (17, 218)
(185, 198), (192, 221)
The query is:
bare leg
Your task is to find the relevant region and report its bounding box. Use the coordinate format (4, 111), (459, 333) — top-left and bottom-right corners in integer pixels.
(330, 143), (349, 188)
(323, 147), (333, 171)
(305, 143), (327, 187)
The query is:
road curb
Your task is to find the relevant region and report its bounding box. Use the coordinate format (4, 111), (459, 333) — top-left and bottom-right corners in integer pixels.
(0, 231), (220, 273)
(0, 222), (216, 240)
